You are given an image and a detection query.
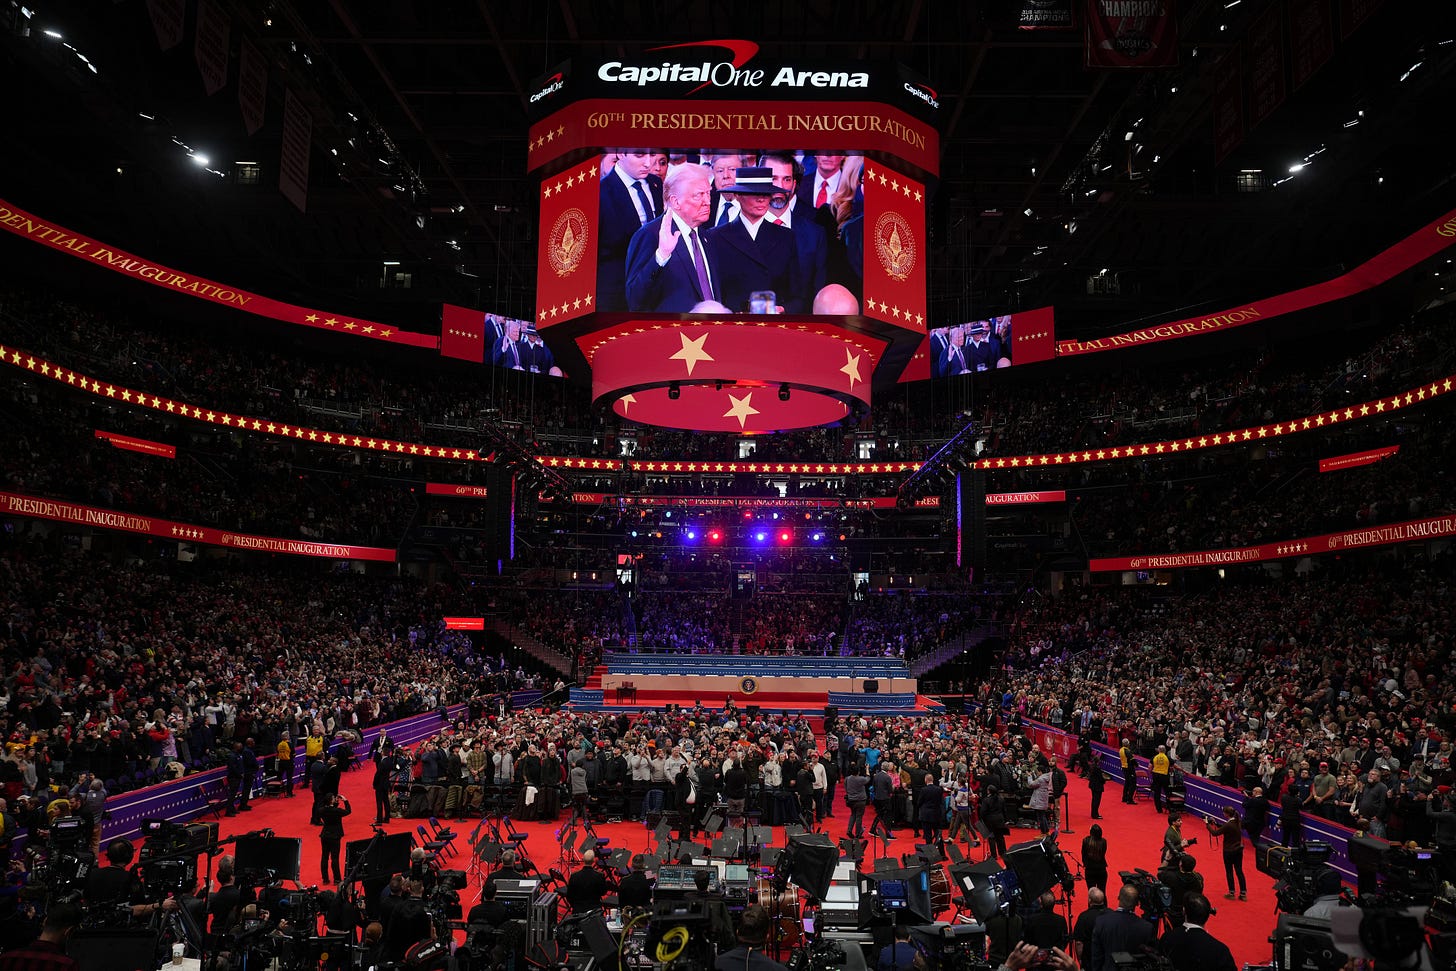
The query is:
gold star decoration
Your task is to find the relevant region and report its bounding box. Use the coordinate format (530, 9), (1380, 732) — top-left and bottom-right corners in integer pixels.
(723, 392), (760, 429)
(669, 332), (714, 375)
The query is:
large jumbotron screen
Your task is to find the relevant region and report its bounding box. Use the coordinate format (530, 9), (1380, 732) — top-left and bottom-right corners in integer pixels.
(590, 149), (868, 317)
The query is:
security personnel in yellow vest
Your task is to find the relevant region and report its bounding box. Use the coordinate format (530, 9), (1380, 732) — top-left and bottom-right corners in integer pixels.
(1151, 745), (1172, 814)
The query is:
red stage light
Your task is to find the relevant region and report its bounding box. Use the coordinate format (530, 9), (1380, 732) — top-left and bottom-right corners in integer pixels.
(778, 530), (792, 543)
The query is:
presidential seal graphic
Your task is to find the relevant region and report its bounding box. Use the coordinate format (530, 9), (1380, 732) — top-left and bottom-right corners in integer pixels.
(872, 211), (916, 282)
(740, 676), (759, 695)
(548, 207), (589, 278)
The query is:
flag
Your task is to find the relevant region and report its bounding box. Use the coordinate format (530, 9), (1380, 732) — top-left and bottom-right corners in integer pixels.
(861, 164), (927, 333)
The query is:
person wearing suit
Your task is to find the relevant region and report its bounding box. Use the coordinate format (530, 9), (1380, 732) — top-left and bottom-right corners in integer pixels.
(598, 150), (664, 312)
(1159, 893), (1237, 971)
(966, 321), (1008, 371)
(936, 326), (973, 378)
(491, 318), (529, 371)
(625, 165), (721, 313)
(760, 152), (828, 311)
(799, 153), (848, 213)
(703, 166), (800, 314)
(1089, 884), (1156, 971)
(706, 152), (743, 229)
(914, 772), (946, 847)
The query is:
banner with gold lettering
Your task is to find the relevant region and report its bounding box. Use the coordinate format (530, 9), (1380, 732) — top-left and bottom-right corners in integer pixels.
(426, 483), (490, 498)
(1020, 0), (1076, 29)
(1084, 0), (1179, 69)
(861, 163), (927, 332)
(1089, 513), (1456, 571)
(1319, 445), (1398, 473)
(0, 490), (397, 561)
(94, 430), (176, 459)
(986, 490), (1066, 505)
(535, 157), (599, 328)
(0, 199), (436, 348)
(1057, 203), (1456, 356)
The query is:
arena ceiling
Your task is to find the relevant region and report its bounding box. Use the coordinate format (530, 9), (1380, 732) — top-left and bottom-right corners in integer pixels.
(3, 1), (1454, 342)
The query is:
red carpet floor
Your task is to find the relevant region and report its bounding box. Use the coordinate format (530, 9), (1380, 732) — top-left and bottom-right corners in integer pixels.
(134, 764), (1278, 965)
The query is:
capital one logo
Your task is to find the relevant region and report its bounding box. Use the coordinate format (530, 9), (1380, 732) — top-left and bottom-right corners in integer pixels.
(596, 40), (869, 94)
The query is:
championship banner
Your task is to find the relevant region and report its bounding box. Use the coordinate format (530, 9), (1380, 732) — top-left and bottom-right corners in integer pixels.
(1212, 50), (1245, 165)
(558, 493), (938, 510)
(1318, 445), (1398, 473)
(1020, 0), (1076, 29)
(237, 36), (267, 135)
(443, 617), (485, 630)
(145, 0), (185, 51)
(1057, 205), (1456, 356)
(1340, 0), (1385, 39)
(986, 490), (1066, 505)
(1289, 0), (1334, 91)
(0, 491), (397, 562)
(194, 0), (231, 97)
(1089, 513), (1456, 572)
(862, 164), (927, 333)
(1247, 2), (1287, 129)
(0, 200), (437, 348)
(439, 304), (487, 362)
(279, 89), (312, 213)
(426, 483), (490, 498)
(94, 430), (176, 459)
(1084, 0), (1179, 69)
(535, 158), (599, 328)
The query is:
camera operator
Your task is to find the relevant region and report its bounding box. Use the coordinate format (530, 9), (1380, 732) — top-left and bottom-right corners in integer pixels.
(1157, 853), (1203, 928)
(317, 792), (351, 886)
(1301, 869), (1347, 920)
(713, 904), (788, 971)
(0, 898), (81, 971)
(1160, 814), (1194, 868)
(1158, 892), (1235, 971)
(380, 877), (433, 963)
(208, 856), (246, 935)
(876, 923), (917, 971)
(82, 838), (179, 923)
(67, 777), (106, 862)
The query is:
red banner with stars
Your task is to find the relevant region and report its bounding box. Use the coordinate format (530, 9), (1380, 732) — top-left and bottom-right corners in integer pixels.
(1090, 513), (1456, 572)
(425, 483), (490, 498)
(535, 160), (600, 328)
(0, 199), (436, 348)
(0, 490), (396, 561)
(861, 164), (927, 332)
(440, 304), (486, 363)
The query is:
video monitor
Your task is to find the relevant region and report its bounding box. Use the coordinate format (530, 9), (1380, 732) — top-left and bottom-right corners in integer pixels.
(233, 835), (302, 882)
(344, 831), (413, 880)
(929, 315), (1013, 377)
(593, 149), (868, 317)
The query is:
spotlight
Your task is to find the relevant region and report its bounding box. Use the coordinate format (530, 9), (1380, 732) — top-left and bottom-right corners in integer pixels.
(778, 383), (790, 402)
(755, 531), (768, 542)
(668, 382), (681, 400)
(778, 530), (792, 544)
(685, 530), (697, 541)
(708, 530), (723, 543)
(191, 153), (210, 167)
(811, 532), (824, 542)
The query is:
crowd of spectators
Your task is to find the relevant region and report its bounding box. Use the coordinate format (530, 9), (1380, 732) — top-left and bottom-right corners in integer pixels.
(997, 560), (1454, 842)
(0, 536), (558, 814)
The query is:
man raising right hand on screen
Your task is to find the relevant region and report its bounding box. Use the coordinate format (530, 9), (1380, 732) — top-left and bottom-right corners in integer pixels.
(626, 165), (721, 313)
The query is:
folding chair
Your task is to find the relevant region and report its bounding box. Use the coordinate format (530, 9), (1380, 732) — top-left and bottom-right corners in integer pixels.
(428, 817), (458, 858)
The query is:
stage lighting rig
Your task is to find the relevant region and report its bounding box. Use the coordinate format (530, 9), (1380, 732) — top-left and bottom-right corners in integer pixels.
(478, 421), (571, 496)
(895, 417), (976, 508)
